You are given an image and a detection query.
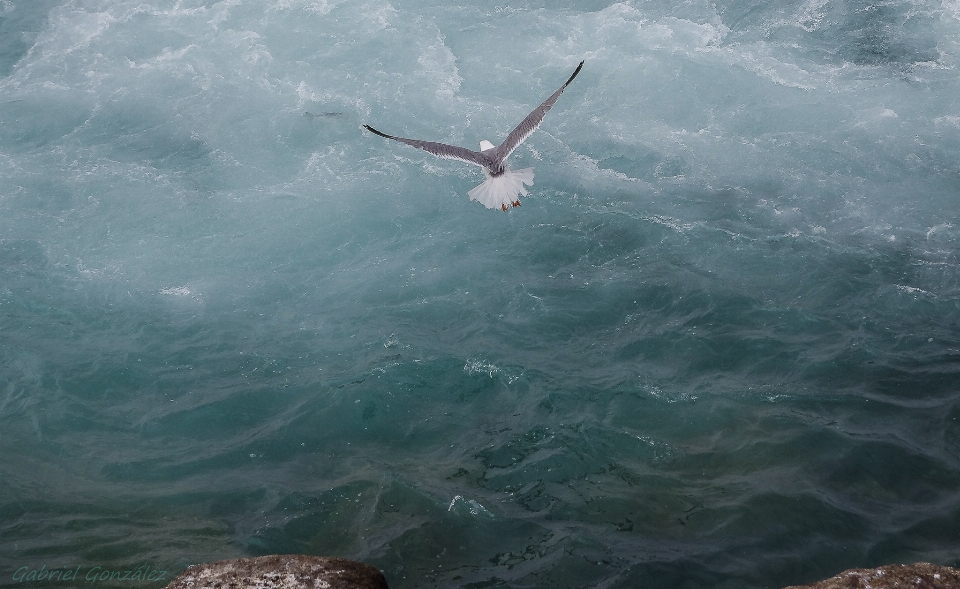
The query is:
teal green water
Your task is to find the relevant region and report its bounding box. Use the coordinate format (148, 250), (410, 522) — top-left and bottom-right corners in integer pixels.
(2, 1), (960, 588)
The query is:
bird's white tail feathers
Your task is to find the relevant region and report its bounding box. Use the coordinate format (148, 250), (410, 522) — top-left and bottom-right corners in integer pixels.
(468, 167), (535, 210)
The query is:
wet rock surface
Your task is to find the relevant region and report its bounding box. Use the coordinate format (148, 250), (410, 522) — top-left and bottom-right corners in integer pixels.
(164, 555), (388, 589)
(784, 562), (960, 589)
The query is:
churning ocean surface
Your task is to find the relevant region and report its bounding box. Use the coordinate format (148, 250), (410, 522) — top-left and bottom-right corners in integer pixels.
(2, 0), (960, 587)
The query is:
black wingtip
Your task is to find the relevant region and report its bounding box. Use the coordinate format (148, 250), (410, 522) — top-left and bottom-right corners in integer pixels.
(363, 124), (392, 139)
(564, 60), (584, 88)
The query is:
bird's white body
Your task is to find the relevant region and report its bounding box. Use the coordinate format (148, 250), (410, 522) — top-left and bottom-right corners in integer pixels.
(468, 164), (535, 210)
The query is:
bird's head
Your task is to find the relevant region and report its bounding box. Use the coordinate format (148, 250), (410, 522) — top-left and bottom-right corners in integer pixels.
(479, 140), (496, 152)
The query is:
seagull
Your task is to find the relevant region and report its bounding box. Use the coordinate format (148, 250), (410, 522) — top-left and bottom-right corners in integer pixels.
(364, 60), (584, 211)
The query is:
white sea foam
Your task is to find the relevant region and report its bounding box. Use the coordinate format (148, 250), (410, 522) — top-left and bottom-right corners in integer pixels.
(159, 286), (192, 296)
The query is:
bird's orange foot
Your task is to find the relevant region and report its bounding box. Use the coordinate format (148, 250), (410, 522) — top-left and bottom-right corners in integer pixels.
(512, 200), (521, 207)
(501, 203), (508, 211)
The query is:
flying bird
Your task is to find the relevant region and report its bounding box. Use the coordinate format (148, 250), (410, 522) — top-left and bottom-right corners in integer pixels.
(364, 60), (584, 211)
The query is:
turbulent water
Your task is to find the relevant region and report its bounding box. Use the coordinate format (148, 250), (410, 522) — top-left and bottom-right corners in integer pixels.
(2, 1), (960, 588)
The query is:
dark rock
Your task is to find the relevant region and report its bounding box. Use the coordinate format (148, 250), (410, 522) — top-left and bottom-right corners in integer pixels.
(783, 562), (960, 589)
(164, 555), (388, 589)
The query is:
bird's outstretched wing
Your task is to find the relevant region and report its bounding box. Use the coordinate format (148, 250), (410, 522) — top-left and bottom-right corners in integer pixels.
(494, 60), (584, 162)
(363, 125), (489, 167)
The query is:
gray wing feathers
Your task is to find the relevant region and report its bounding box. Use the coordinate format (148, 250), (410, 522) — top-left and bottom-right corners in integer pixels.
(363, 125), (487, 167)
(495, 60), (584, 162)
(363, 60), (583, 169)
